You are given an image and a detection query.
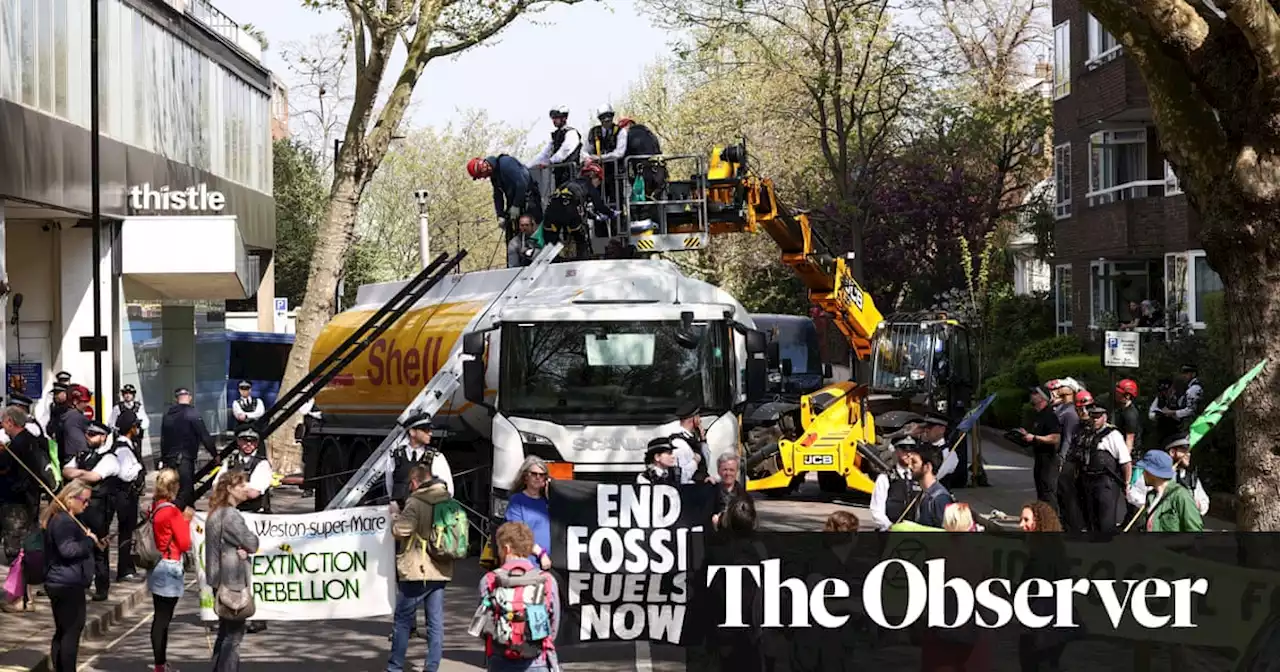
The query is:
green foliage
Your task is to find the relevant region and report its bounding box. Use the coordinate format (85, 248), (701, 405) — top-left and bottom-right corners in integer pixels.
(272, 139), (326, 305)
(1035, 355), (1108, 391)
(985, 293), (1056, 375)
(1007, 335), (1084, 388)
(990, 387), (1030, 429)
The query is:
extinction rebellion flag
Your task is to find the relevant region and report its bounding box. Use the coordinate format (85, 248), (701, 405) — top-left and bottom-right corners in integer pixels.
(548, 479), (715, 645)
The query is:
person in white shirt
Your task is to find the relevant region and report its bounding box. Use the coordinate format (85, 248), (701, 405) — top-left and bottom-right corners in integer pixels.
(1126, 433), (1209, 515)
(530, 106), (582, 188)
(385, 412), (452, 510)
(669, 403), (711, 485)
(870, 435), (923, 530)
(107, 384), (149, 460)
(61, 420), (123, 600)
(230, 380), (266, 427)
(1078, 405), (1132, 533)
(108, 410), (146, 581)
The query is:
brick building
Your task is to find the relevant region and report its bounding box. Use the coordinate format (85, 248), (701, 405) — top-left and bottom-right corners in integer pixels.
(1050, 0), (1224, 335)
(271, 74), (290, 140)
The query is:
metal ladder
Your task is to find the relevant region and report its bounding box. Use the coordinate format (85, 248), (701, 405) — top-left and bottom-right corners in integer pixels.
(324, 242), (564, 510)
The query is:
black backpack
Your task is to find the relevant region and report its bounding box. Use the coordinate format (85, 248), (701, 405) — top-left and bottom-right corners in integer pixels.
(544, 181), (588, 234)
(624, 123), (661, 157)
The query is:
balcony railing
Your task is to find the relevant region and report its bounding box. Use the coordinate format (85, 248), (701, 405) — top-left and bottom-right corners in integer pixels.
(186, 0), (263, 61)
(1085, 179), (1165, 207)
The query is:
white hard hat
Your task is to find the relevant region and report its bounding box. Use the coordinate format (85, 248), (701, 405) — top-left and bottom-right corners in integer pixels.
(596, 103), (614, 119)
(549, 105), (569, 117)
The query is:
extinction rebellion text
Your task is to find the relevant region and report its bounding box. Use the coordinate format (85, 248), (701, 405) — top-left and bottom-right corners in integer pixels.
(710, 558), (1209, 629)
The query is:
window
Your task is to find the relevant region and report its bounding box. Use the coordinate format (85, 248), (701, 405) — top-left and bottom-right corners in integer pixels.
(20, 0), (34, 106)
(1087, 14), (1120, 66)
(0, 0), (18, 102)
(52, 0), (66, 117)
(1055, 265), (1073, 334)
(1088, 129), (1155, 205)
(36, 0), (51, 112)
(1192, 253), (1223, 325)
(1054, 143), (1071, 218)
(1165, 160), (1183, 195)
(1053, 21), (1070, 98)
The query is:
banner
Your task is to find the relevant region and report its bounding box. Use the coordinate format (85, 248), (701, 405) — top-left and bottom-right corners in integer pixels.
(548, 480), (715, 645)
(191, 506), (396, 621)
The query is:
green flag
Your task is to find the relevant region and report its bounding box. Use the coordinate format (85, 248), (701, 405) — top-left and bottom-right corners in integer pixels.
(1188, 358), (1269, 449)
(531, 224), (545, 247)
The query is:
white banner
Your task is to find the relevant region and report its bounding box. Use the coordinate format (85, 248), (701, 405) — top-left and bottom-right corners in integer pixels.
(190, 506), (396, 621)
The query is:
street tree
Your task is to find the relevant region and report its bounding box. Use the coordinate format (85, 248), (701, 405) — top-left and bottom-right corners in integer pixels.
(271, 0), (590, 470)
(1080, 0), (1278, 528)
(272, 139), (328, 305)
(280, 33), (355, 173)
(357, 110), (530, 281)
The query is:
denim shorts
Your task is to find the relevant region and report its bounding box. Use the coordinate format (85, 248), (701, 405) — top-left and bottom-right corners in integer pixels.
(147, 558), (185, 598)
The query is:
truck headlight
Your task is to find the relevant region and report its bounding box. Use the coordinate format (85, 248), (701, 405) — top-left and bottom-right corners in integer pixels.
(519, 431), (553, 445)
(491, 489), (509, 519)
(936, 399), (948, 412)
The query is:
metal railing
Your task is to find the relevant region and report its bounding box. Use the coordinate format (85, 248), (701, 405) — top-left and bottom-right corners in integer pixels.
(186, 0), (263, 61)
(1085, 179), (1165, 207)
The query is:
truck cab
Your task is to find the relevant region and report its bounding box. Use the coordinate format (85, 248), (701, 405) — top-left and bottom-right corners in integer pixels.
(867, 313), (976, 427)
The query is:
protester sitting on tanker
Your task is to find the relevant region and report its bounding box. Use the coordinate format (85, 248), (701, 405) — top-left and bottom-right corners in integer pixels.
(504, 456), (553, 570)
(636, 438), (680, 485)
(710, 453), (747, 529)
(387, 464), (454, 672)
(477, 522), (560, 672)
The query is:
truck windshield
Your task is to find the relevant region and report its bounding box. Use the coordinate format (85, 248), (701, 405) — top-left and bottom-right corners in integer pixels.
(871, 323), (937, 392)
(752, 316), (822, 375)
(499, 320), (732, 424)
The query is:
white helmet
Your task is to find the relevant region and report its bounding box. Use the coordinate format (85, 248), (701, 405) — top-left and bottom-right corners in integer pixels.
(549, 105), (569, 117)
(596, 103), (614, 119)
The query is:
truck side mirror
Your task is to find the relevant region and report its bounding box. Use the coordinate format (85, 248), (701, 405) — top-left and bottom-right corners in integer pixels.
(781, 359), (793, 377)
(822, 363), (833, 379)
(766, 341), (780, 369)
(463, 357), (485, 404)
(462, 331), (485, 357)
(746, 356), (766, 399)
(744, 328), (766, 354)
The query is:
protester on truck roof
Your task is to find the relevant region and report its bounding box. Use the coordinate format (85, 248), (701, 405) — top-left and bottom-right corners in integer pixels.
(148, 468), (194, 672)
(504, 456), (553, 569)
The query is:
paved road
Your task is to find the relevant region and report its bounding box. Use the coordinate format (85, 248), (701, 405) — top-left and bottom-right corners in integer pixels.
(75, 485), (871, 671)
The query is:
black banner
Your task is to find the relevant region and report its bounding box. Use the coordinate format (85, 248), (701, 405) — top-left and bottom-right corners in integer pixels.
(548, 480), (715, 645)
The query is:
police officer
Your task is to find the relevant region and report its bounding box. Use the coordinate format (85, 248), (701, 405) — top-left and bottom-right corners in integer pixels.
(669, 402), (711, 485)
(869, 435), (921, 530)
(107, 384), (148, 460)
(110, 410), (146, 581)
(214, 424), (274, 633)
(4, 393), (45, 439)
(62, 420), (137, 600)
(1164, 364), (1205, 430)
(581, 104), (629, 205)
(916, 412), (963, 487)
(230, 380), (265, 427)
(45, 382), (70, 445)
(1055, 390), (1094, 532)
(159, 387), (217, 509)
(384, 412), (453, 510)
(530, 106), (583, 188)
(1079, 405), (1132, 533)
(637, 438), (680, 485)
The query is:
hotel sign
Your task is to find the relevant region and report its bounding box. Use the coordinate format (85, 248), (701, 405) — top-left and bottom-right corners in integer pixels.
(128, 183), (225, 213)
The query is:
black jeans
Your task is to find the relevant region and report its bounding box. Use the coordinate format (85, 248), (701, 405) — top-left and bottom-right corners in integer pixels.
(111, 489), (140, 578)
(151, 594), (179, 666)
(165, 453), (196, 510)
(82, 495), (115, 597)
(1056, 460), (1087, 532)
(1032, 451), (1058, 503)
(1083, 473), (1120, 533)
(212, 618), (247, 671)
(48, 583), (87, 672)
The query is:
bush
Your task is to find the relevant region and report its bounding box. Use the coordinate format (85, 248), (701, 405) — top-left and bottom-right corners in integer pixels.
(1035, 354), (1108, 392)
(1010, 335), (1085, 388)
(990, 388), (1029, 429)
(983, 294), (1056, 376)
(979, 372), (1017, 396)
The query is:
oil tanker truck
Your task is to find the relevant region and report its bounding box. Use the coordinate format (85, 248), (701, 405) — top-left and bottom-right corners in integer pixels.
(301, 256), (769, 520)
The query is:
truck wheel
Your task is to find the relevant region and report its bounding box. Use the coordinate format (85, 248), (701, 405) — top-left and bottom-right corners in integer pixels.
(314, 437), (344, 511)
(818, 472), (846, 495)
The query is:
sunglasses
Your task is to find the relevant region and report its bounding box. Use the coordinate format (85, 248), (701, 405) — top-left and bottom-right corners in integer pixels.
(528, 471), (549, 479)
(74, 494), (90, 503)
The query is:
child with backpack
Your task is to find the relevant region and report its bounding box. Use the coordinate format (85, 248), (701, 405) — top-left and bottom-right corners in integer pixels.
(474, 522), (560, 671)
(386, 464), (466, 672)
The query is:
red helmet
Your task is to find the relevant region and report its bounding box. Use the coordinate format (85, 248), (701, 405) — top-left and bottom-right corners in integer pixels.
(1074, 390), (1094, 407)
(466, 157), (490, 180)
(580, 162), (604, 180)
(1116, 379), (1139, 398)
(69, 384), (91, 402)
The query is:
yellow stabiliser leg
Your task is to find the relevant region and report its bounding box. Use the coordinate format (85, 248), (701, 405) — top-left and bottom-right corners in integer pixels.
(747, 436), (803, 491)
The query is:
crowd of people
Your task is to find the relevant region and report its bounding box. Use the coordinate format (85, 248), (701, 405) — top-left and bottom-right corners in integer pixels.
(468, 105), (666, 265)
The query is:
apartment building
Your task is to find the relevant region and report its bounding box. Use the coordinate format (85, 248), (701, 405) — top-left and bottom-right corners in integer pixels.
(1050, 0), (1224, 335)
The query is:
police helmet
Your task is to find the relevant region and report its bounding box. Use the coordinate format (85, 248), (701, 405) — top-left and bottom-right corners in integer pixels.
(644, 437), (673, 464)
(121, 384), (137, 395)
(85, 420), (111, 437)
(7, 393), (33, 410)
(402, 412), (433, 432)
(114, 409), (140, 433)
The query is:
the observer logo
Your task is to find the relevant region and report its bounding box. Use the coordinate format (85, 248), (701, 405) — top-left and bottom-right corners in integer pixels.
(709, 558), (1209, 630)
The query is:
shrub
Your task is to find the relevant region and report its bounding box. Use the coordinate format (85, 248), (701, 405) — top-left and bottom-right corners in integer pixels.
(1010, 335), (1085, 388)
(1035, 354), (1108, 392)
(983, 294), (1056, 376)
(980, 372), (1017, 396)
(990, 388), (1030, 429)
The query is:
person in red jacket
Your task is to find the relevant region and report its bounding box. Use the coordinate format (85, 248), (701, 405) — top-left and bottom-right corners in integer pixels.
(147, 468), (194, 672)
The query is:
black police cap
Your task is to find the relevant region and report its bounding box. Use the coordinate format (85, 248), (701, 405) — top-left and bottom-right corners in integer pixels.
(54, 371), (72, 382)
(114, 410), (140, 432)
(644, 437), (674, 463)
(121, 384), (136, 394)
(675, 400), (702, 419)
(401, 412), (433, 431)
(7, 393), (33, 409)
(85, 420), (111, 436)
(235, 424), (261, 440)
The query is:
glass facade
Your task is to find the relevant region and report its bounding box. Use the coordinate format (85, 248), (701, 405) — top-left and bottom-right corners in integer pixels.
(0, 0), (272, 195)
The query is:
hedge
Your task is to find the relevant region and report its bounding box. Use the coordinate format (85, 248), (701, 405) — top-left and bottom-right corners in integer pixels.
(1010, 336), (1085, 388)
(990, 387), (1029, 429)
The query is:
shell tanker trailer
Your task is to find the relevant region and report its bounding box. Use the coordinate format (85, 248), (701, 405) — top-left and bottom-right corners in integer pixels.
(301, 256), (771, 521)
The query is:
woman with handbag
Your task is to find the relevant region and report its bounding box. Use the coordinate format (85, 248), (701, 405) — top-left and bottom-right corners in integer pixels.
(148, 468), (193, 672)
(42, 480), (101, 672)
(204, 470), (260, 671)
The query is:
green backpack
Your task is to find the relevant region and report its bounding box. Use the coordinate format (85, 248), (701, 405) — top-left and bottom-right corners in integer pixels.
(428, 498), (469, 560)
